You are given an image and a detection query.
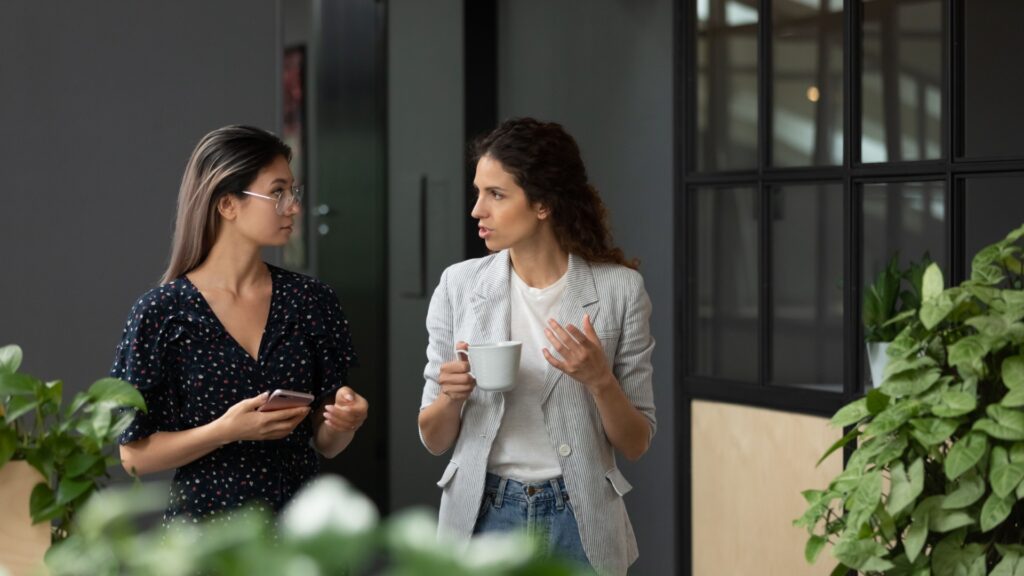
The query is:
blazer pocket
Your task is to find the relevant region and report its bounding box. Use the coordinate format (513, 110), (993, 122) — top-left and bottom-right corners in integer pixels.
(605, 468), (633, 497)
(596, 330), (621, 361)
(437, 460), (459, 489)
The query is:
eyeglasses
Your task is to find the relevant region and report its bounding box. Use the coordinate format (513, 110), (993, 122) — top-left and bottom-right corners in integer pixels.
(241, 185), (304, 215)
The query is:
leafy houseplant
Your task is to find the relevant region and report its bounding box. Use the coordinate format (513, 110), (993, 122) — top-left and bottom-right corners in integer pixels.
(0, 344), (145, 542)
(864, 254), (935, 386)
(46, 476), (592, 576)
(797, 223), (1024, 575)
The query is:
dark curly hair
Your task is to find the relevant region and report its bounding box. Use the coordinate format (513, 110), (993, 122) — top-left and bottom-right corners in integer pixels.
(473, 118), (638, 269)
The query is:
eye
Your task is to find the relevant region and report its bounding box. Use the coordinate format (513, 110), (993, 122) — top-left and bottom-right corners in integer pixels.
(490, 190), (504, 200)
(271, 188), (285, 200)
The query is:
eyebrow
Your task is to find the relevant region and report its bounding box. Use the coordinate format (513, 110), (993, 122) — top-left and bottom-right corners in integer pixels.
(270, 178), (292, 186)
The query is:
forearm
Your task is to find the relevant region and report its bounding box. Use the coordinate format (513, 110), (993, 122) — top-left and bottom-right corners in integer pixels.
(591, 375), (653, 462)
(313, 415), (356, 458)
(119, 422), (228, 476)
(418, 394), (464, 455)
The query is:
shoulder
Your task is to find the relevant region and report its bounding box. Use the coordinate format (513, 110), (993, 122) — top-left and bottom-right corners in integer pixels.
(588, 261), (646, 296)
(269, 264), (339, 304)
(126, 281), (186, 320)
(440, 252), (504, 287)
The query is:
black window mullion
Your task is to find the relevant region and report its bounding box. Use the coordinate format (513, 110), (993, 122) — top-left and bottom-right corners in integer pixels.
(844, 0), (858, 400)
(759, 0), (770, 389)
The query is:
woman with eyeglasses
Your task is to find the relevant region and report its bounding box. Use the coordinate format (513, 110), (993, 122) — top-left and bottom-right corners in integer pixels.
(112, 125), (368, 522)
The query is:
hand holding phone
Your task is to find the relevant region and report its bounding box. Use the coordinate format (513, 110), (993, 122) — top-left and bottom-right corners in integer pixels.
(258, 389), (315, 412)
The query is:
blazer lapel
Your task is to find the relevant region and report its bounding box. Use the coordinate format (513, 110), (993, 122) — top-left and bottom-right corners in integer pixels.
(540, 253), (600, 405)
(468, 250), (512, 345)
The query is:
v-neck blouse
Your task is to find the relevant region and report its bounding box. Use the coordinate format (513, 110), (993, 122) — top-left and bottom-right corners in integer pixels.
(111, 264), (357, 521)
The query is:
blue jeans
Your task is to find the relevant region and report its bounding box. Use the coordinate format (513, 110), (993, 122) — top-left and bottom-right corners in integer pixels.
(473, 473), (591, 569)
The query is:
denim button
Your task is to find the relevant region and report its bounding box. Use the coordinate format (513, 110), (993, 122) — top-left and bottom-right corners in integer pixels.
(558, 443), (571, 457)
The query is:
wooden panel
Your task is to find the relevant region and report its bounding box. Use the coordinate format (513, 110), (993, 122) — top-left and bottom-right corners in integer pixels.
(0, 461), (50, 576)
(692, 400), (843, 576)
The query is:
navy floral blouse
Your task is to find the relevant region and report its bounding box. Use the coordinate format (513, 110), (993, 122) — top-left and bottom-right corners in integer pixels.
(111, 264), (357, 522)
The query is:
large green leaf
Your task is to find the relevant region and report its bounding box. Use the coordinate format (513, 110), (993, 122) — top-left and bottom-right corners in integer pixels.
(991, 551), (1024, 576)
(887, 459), (925, 516)
(87, 378), (146, 411)
(29, 481), (63, 524)
(866, 401), (923, 436)
(833, 536), (889, 571)
(921, 293), (955, 330)
(909, 418), (959, 446)
(974, 418), (1024, 441)
(55, 477), (93, 506)
(1002, 388), (1024, 408)
(845, 472), (884, 530)
(933, 389), (978, 418)
(991, 448), (1024, 498)
(948, 335), (991, 372)
(928, 508), (975, 533)
(831, 398), (870, 427)
(0, 372), (39, 397)
(981, 491), (1015, 532)
(989, 405), (1024, 435)
(883, 368), (942, 399)
(5, 395), (39, 424)
(0, 344), (22, 375)
(1004, 356), (1024, 390)
(945, 433), (988, 480)
(974, 263), (1006, 286)
(805, 535), (827, 564)
(817, 427), (861, 467)
(932, 535), (987, 576)
(64, 452), (104, 479)
(967, 314), (1010, 338)
(942, 471), (986, 509)
(866, 388), (891, 415)
(885, 355), (938, 380)
(906, 497), (942, 563)
(922, 263), (945, 301)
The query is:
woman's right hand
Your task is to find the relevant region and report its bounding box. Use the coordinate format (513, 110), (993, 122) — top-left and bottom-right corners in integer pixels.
(438, 341), (476, 403)
(214, 392), (311, 443)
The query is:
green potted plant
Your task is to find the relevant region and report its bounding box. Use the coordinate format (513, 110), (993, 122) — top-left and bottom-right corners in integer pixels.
(0, 344), (145, 544)
(863, 253), (934, 387)
(45, 476), (592, 576)
(797, 222), (1024, 574)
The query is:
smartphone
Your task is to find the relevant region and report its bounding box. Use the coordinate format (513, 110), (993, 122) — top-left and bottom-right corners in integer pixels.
(258, 389), (315, 412)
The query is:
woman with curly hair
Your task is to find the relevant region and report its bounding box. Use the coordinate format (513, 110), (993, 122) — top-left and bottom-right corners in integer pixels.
(418, 118), (656, 575)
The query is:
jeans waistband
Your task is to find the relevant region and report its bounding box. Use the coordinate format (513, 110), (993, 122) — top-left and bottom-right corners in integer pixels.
(484, 472), (569, 509)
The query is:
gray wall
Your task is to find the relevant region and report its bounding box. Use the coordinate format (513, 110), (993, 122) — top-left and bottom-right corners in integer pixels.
(497, 1), (676, 573)
(0, 1), (279, 399)
(386, 0), (466, 512)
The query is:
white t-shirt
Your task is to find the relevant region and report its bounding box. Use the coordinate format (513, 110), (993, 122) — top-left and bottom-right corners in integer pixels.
(486, 268), (567, 482)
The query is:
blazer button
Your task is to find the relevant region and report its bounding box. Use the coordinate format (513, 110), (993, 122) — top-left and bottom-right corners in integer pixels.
(558, 443), (572, 457)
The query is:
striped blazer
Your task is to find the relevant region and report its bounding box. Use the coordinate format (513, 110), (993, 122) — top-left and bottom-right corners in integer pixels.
(419, 250), (656, 576)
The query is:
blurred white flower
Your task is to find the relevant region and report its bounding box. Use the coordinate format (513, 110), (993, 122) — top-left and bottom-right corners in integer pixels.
(461, 531), (536, 570)
(282, 476), (379, 538)
(385, 508), (445, 555)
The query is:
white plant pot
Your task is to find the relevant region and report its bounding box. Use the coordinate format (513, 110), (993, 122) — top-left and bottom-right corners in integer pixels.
(0, 461), (50, 576)
(866, 341), (891, 389)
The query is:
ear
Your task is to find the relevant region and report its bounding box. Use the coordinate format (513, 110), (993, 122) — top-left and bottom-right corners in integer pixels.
(217, 194), (240, 221)
(534, 202), (550, 221)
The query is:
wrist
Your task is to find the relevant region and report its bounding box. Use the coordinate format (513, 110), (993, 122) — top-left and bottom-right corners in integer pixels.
(589, 372), (619, 399)
(207, 417), (233, 446)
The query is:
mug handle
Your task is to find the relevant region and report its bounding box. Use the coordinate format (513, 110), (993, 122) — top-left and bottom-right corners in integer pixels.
(454, 348), (474, 378)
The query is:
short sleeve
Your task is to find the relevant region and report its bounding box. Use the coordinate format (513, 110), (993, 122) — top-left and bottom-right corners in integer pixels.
(310, 282), (358, 404)
(111, 290), (181, 445)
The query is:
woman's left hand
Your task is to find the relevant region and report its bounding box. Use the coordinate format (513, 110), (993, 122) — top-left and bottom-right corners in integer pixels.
(542, 314), (615, 395)
(322, 386), (369, 433)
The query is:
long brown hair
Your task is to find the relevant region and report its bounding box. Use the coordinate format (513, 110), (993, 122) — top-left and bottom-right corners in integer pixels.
(473, 118), (637, 269)
(161, 125), (291, 284)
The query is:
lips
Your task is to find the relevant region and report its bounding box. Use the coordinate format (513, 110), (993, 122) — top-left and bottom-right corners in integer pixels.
(478, 226), (492, 239)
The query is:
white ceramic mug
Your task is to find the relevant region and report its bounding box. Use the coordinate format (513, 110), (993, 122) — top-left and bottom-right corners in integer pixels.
(455, 341), (522, 392)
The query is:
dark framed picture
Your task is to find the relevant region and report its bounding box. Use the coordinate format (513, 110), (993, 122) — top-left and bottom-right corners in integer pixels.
(282, 45), (308, 270)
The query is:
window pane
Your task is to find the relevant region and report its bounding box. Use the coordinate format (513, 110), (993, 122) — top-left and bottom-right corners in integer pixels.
(860, 0), (944, 163)
(771, 0), (843, 167)
(770, 184), (844, 391)
(963, 1), (1024, 158)
(965, 175), (1024, 263)
(697, 0), (759, 172)
(693, 186), (760, 382)
(862, 181), (947, 387)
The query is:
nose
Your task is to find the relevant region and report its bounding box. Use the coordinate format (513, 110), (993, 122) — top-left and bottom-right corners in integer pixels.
(470, 195), (486, 220)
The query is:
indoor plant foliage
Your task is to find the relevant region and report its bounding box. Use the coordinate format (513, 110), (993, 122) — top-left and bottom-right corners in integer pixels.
(797, 223), (1024, 575)
(0, 344), (146, 542)
(45, 477), (592, 576)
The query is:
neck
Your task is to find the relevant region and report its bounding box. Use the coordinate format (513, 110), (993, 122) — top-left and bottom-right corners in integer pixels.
(189, 234), (268, 294)
(509, 232), (568, 289)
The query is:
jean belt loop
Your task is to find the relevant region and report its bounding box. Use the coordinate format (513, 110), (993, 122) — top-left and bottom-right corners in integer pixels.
(494, 477), (508, 508)
(550, 478), (565, 511)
